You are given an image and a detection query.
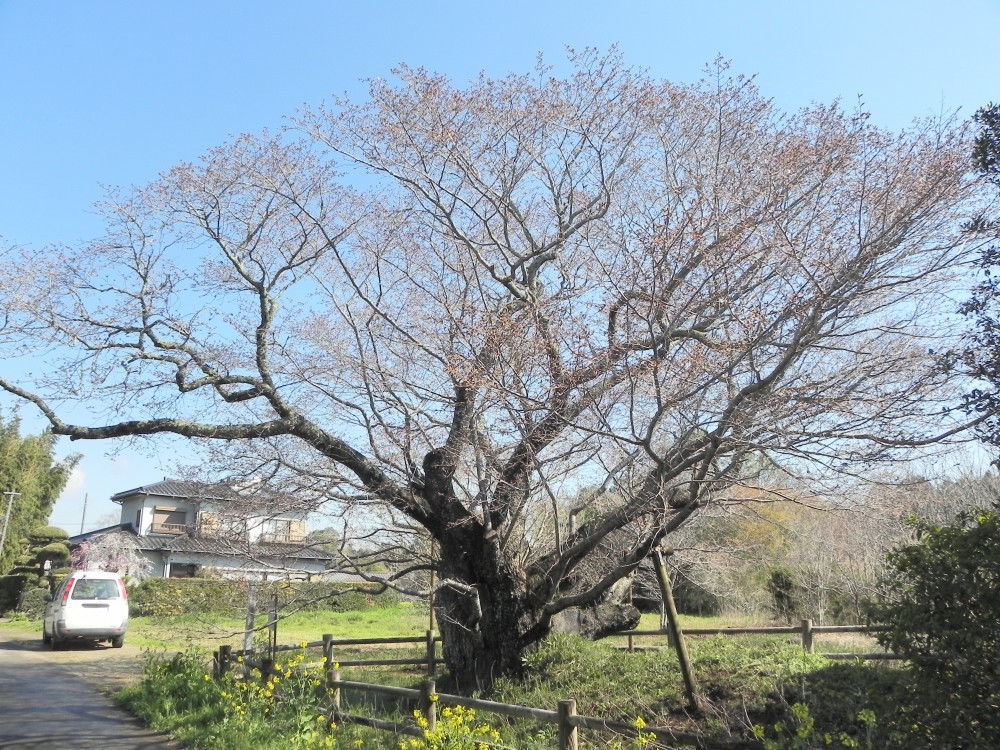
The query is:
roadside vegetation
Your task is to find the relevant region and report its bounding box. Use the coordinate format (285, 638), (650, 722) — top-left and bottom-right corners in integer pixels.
(113, 628), (902, 750)
(2, 504), (996, 748)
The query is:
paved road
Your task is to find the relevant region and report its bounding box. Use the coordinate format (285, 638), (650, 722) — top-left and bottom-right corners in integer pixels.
(0, 627), (181, 749)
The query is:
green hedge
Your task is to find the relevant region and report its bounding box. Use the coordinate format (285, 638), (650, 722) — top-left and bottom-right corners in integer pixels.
(0, 575), (27, 613)
(126, 578), (399, 617)
(17, 586), (50, 619)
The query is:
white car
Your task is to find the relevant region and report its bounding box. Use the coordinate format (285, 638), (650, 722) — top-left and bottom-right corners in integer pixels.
(42, 570), (128, 649)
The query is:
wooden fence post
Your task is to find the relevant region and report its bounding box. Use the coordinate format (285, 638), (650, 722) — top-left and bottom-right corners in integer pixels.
(268, 592), (278, 662)
(261, 657), (274, 683)
(331, 667), (341, 713)
(218, 644), (232, 678)
(322, 634), (335, 683)
(420, 680), (437, 732)
(801, 619), (814, 653)
(425, 629), (436, 676)
(558, 699), (578, 750)
(653, 548), (703, 713)
(243, 582), (257, 654)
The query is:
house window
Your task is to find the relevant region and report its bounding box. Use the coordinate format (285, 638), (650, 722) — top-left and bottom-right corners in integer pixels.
(151, 507), (188, 534)
(135, 509), (142, 531)
(218, 515), (249, 540)
(262, 519), (303, 543)
(169, 563), (198, 578)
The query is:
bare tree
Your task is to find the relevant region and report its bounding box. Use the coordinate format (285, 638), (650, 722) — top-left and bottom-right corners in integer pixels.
(0, 50), (987, 691)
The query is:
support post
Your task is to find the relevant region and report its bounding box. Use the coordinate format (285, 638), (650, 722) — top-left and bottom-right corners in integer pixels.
(331, 667), (342, 713)
(425, 629), (436, 676)
(322, 633), (335, 685)
(243, 582), (257, 654)
(268, 592), (278, 662)
(558, 699), (578, 750)
(801, 618), (814, 653)
(218, 645), (232, 678)
(420, 680), (437, 732)
(653, 548), (703, 714)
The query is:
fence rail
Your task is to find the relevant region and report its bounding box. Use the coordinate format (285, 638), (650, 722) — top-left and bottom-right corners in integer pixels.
(327, 676), (759, 750)
(213, 621), (896, 750)
(613, 620), (896, 658)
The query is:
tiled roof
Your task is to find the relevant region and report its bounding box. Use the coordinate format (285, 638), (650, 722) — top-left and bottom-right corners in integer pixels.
(136, 532), (335, 561)
(68, 524), (132, 545)
(110, 479), (232, 503)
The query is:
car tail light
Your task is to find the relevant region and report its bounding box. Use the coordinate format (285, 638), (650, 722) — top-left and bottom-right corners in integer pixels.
(118, 579), (128, 601)
(62, 578), (76, 604)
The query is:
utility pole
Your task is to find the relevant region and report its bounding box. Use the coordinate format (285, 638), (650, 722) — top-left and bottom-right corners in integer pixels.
(79, 493), (88, 534)
(0, 491), (21, 564)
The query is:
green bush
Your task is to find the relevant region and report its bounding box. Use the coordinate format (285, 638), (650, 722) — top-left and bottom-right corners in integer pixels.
(17, 585), (50, 619)
(126, 578), (399, 617)
(767, 568), (802, 623)
(0, 574), (29, 613)
(866, 507), (1000, 747)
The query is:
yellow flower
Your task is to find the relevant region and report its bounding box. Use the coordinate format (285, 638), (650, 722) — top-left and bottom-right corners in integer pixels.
(633, 716), (647, 730)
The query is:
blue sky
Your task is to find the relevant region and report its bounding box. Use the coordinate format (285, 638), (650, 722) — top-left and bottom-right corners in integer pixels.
(1, 0), (998, 531)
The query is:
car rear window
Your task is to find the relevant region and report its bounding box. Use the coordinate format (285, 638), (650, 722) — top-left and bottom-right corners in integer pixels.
(71, 579), (120, 600)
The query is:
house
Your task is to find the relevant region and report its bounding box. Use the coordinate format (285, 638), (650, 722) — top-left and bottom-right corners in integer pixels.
(70, 479), (335, 580)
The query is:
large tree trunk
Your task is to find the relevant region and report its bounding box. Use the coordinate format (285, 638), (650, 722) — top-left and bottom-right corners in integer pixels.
(433, 528), (538, 694)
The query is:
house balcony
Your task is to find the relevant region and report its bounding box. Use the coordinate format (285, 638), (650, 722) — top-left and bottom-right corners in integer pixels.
(150, 522), (191, 535)
(259, 532), (306, 544)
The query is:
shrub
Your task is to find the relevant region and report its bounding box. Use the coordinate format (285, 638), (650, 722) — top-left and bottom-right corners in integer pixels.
(767, 568), (802, 623)
(17, 585), (50, 619)
(126, 578), (399, 617)
(866, 507), (1000, 747)
(0, 574), (28, 613)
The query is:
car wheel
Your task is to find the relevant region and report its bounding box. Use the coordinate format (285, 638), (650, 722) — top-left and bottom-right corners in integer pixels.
(42, 627), (51, 646)
(51, 634), (64, 650)
(111, 635), (124, 648)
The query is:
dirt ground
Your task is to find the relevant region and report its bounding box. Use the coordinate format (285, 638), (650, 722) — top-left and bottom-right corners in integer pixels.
(0, 621), (148, 692)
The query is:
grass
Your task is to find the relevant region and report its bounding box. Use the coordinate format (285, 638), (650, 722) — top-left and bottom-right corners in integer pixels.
(115, 603), (434, 653)
(3, 607), (913, 749)
(114, 626), (902, 750)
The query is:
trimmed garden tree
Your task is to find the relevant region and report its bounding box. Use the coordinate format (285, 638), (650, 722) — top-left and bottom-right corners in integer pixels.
(868, 508), (1000, 746)
(0, 51), (989, 691)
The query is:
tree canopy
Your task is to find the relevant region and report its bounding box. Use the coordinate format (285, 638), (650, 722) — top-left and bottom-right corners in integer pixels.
(961, 102), (1000, 445)
(0, 50), (988, 690)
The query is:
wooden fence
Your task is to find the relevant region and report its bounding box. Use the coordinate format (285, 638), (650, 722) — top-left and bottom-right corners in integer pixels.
(614, 619), (897, 661)
(215, 635), (762, 750)
(211, 622), (896, 750)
